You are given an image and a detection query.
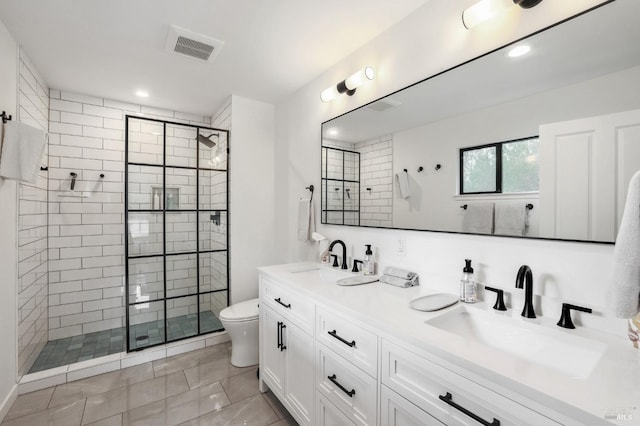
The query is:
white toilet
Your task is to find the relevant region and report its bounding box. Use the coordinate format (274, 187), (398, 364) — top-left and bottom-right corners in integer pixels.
(219, 298), (260, 367)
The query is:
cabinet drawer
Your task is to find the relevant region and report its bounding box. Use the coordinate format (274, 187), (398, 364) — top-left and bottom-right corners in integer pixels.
(260, 276), (314, 334)
(381, 340), (561, 426)
(381, 385), (444, 426)
(316, 307), (378, 378)
(317, 343), (377, 426)
(317, 393), (357, 426)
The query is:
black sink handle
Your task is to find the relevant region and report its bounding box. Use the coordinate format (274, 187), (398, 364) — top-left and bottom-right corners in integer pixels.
(484, 286), (507, 311)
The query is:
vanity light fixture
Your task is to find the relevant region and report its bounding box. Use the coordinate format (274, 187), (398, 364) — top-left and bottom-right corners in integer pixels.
(462, 0), (543, 30)
(320, 66), (375, 103)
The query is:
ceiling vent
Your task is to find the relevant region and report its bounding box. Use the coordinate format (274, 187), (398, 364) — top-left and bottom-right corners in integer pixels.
(366, 98), (402, 112)
(165, 25), (224, 63)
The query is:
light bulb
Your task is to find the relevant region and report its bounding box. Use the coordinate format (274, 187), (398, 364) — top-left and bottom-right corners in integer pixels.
(320, 85), (340, 103)
(462, 0), (514, 29)
(344, 66), (375, 91)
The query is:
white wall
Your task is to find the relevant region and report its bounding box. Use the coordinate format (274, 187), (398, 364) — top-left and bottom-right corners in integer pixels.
(274, 0), (624, 333)
(0, 18), (19, 421)
(228, 95), (276, 304)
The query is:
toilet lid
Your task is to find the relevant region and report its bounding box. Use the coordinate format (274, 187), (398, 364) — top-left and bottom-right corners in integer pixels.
(219, 298), (260, 322)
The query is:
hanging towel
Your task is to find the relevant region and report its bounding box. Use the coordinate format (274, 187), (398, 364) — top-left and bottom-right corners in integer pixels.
(494, 203), (528, 236)
(297, 198), (315, 241)
(0, 122), (46, 184)
(461, 203), (494, 235)
(396, 170), (411, 199)
(610, 171), (640, 318)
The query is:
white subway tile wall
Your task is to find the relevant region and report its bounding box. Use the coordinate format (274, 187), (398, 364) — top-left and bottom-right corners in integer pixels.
(48, 90), (212, 341)
(17, 49), (50, 376)
(356, 135), (393, 227)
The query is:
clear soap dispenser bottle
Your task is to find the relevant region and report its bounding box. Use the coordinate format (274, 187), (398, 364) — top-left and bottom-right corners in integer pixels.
(460, 259), (477, 303)
(363, 245), (375, 275)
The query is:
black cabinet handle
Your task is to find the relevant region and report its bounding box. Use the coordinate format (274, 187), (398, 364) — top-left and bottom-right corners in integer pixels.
(280, 323), (287, 351)
(276, 321), (282, 349)
(327, 374), (355, 397)
(274, 297), (291, 309)
(439, 392), (500, 426)
(328, 330), (356, 347)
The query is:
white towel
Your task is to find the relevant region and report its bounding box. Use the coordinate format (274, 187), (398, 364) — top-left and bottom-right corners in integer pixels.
(380, 274), (418, 288)
(494, 203), (527, 236)
(396, 170), (411, 199)
(297, 198), (315, 241)
(383, 266), (418, 281)
(462, 203), (494, 234)
(610, 171), (640, 318)
(0, 122), (46, 184)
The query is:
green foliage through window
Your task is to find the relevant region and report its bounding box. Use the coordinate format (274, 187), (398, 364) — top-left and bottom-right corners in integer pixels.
(460, 137), (539, 195)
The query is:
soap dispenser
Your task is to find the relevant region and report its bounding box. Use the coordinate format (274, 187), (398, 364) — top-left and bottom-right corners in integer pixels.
(363, 245), (375, 275)
(460, 259), (477, 303)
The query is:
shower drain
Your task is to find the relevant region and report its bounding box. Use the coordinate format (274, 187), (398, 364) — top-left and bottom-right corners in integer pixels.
(136, 335), (149, 341)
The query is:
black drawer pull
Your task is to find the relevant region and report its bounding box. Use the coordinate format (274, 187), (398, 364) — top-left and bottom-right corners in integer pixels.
(439, 392), (500, 426)
(328, 330), (356, 347)
(274, 297), (291, 309)
(327, 374), (355, 397)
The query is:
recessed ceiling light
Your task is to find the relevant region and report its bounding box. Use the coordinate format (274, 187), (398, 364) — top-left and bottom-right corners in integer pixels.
(508, 45), (531, 58)
(135, 90), (149, 98)
(327, 128), (339, 136)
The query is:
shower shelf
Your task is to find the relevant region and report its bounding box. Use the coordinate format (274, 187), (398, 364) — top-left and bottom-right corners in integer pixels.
(57, 191), (90, 198)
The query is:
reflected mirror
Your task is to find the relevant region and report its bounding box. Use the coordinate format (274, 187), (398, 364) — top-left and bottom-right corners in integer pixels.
(321, 0), (640, 243)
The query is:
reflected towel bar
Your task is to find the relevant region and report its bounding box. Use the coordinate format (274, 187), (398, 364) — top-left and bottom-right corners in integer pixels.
(461, 204), (534, 210)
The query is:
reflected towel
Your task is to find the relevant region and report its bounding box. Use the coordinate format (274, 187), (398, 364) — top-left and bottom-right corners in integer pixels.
(0, 122), (47, 183)
(610, 171), (640, 318)
(396, 170), (411, 199)
(297, 198), (315, 241)
(628, 313), (639, 349)
(494, 203), (528, 236)
(380, 274), (419, 288)
(462, 203), (494, 234)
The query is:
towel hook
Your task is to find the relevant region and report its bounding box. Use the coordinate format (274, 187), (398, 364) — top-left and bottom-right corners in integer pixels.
(460, 204), (468, 210)
(417, 166), (424, 173)
(526, 203), (534, 210)
(305, 184), (314, 202)
(1, 111), (12, 124)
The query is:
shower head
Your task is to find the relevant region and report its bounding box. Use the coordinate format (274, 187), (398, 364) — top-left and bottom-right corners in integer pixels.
(197, 132), (218, 148)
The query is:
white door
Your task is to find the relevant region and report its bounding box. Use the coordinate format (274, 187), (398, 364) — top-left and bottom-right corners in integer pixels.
(284, 322), (314, 425)
(261, 306), (285, 398)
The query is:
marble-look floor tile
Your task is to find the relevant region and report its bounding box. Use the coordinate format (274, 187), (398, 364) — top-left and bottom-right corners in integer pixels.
(82, 371), (189, 425)
(4, 387), (55, 421)
(179, 394), (279, 426)
(220, 368), (259, 403)
(262, 391), (291, 420)
(183, 357), (252, 390)
(85, 413), (123, 426)
(2, 399), (85, 426)
(152, 344), (229, 378)
(268, 417), (298, 426)
(123, 382), (231, 426)
(50, 363), (155, 408)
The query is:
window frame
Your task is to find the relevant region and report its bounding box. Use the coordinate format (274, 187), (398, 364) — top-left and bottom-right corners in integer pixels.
(459, 135), (539, 196)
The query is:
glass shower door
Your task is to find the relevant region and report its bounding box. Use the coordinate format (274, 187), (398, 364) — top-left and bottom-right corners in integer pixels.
(125, 116), (229, 351)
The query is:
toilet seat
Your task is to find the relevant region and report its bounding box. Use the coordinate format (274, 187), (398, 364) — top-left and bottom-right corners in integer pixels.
(219, 298), (259, 322)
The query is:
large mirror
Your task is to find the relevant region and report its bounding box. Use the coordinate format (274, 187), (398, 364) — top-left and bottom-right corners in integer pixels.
(321, 0), (640, 243)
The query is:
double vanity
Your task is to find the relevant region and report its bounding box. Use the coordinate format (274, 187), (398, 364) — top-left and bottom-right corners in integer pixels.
(258, 262), (640, 426)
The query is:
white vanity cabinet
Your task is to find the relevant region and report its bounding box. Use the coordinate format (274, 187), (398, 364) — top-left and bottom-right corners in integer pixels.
(259, 277), (314, 425)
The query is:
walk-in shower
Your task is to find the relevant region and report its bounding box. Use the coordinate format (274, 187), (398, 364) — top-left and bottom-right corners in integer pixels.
(27, 115), (230, 374)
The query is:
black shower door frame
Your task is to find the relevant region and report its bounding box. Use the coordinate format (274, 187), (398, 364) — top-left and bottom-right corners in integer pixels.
(124, 115), (230, 352)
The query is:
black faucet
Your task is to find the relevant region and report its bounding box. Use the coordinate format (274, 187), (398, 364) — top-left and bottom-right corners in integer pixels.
(329, 240), (348, 270)
(515, 265), (536, 318)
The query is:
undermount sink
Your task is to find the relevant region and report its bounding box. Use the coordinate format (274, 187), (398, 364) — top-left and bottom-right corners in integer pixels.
(426, 306), (606, 379)
(287, 265), (351, 281)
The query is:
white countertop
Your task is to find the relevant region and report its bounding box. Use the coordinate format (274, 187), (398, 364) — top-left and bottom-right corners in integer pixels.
(258, 262), (640, 426)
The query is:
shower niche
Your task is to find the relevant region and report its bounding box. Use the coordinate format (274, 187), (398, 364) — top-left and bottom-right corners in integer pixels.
(125, 116), (229, 351)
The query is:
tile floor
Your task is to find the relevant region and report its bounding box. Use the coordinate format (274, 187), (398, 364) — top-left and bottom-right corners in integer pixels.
(8, 342), (296, 426)
(29, 312), (224, 373)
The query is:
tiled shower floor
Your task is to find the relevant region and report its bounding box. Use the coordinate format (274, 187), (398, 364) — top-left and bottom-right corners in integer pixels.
(29, 312), (224, 373)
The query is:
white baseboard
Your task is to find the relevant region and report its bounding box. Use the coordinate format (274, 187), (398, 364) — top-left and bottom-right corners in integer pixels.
(0, 384), (18, 423)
